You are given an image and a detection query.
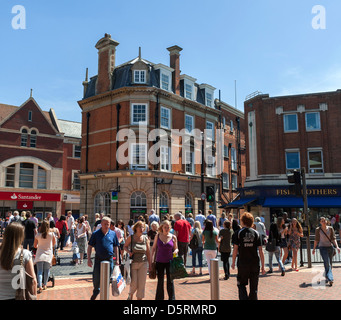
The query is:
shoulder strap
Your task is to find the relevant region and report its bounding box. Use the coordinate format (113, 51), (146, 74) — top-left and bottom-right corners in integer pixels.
(320, 227), (333, 245)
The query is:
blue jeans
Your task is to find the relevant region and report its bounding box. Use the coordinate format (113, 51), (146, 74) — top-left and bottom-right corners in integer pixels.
(268, 246), (285, 272)
(192, 247), (203, 268)
(92, 257), (114, 297)
(36, 261), (50, 288)
(319, 246), (334, 282)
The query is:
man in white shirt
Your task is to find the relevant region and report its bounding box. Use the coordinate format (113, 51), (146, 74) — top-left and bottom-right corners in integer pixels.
(67, 211), (76, 243)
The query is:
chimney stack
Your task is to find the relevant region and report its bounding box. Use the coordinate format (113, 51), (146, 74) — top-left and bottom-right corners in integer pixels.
(167, 45), (183, 95)
(95, 33), (119, 94)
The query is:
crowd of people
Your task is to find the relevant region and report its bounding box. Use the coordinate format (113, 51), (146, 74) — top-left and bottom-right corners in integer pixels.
(0, 208), (340, 301)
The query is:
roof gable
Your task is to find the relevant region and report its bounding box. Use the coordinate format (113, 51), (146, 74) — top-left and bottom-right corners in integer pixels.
(0, 98), (59, 135)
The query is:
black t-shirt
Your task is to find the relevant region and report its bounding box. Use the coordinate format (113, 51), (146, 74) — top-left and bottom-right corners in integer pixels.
(232, 227), (261, 267)
(23, 219), (36, 239)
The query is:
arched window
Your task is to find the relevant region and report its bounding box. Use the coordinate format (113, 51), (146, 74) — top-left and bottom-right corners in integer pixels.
(185, 193), (192, 208)
(94, 192), (111, 215)
(130, 191), (147, 207)
(21, 129), (28, 147)
(30, 130), (37, 148)
(159, 192), (169, 208)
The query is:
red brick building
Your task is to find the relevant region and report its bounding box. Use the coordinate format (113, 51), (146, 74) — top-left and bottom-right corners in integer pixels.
(242, 90), (341, 228)
(0, 97), (81, 220)
(78, 34), (246, 225)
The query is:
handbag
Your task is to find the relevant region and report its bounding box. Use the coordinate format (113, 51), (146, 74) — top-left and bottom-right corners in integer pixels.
(111, 265), (126, 296)
(149, 241), (157, 280)
(265, 232), (277, 252)
(15, 249), (37, 300)
(320, 227), (337, 256)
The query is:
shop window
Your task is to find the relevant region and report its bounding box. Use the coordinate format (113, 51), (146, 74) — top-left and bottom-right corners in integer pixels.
(159, 192), (169, 208)
(130, 191), (147, 207)
(94, 192), (111, 215)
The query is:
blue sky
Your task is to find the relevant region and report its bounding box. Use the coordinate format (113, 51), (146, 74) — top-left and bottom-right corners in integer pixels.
(0, 0), (340, 122)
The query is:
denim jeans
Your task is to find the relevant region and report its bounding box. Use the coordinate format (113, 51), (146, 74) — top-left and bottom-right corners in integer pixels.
(192, 247), (203, 268)
(36, 261), (51, 288)
(268, 246), (285, 272)
(319, 246), (334, 282)
(92, 257), (114, 297)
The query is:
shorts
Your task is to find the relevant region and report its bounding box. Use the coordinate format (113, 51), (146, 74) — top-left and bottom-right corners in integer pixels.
(178, 241), (188, 258)
(279, 238), (287, 248)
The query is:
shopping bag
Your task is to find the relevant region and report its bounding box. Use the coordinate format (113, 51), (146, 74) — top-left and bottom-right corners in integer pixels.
(123, 254), (131, 285)
(169, 256), (188, 281)
(111, 265), (126, 296)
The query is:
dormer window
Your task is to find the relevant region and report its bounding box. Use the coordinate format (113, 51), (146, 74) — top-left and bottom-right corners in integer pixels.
(181, 75), (196, 101)
(161, 73), (170, 91)
(199, 84), (216, 108)
(134, 70), (146, 83)
(153, 64), (174, 92)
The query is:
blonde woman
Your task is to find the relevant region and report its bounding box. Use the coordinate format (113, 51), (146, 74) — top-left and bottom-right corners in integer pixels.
(288, 218), (303, 271)
(0, 223), (37, 300)
(151, 220), (178, 300)
(34, 220), (56, 293)
(124, 221), (151, 300)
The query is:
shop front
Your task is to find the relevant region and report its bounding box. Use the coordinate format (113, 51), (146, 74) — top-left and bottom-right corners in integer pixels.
(0, 191), (61, 222)
(233, 185), (341, 229)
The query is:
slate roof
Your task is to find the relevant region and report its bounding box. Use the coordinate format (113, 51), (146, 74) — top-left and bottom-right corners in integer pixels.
(57, 119), (82, 139)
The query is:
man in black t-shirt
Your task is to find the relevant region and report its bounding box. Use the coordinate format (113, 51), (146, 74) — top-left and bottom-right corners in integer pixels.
(23, 212), (37, 251)
(231, 212), (265, 300)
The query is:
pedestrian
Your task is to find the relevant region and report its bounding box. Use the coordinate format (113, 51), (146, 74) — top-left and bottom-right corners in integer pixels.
(195, 210), (206, 229)
(148, 221), (159, 248)
(125, 219), (134, 237)
(33, 220), (56, 293)
(151, 220), (178, 300)
(67, 211), (76, 245)
(83, 215), (92, 240)
(218, 212), (227, 230)
(186, 213), (195, 228)
(49, 220), (60, 260)
(313, 216), (341, 286)
(173, 212), (191, 267)
(288, 218), (303, 271)
(30, 212), (39, 227)
(231, 212), (266, 300)
(202, 219), (219, 275)
(0, 222), (37, 300)
(206, 210), (217, 228)
(148, 209), (160, 227)
(218, 220), (233, 280)
(267, 218), (285, 276)
(124, 221), (152, 300)
(10, 210), (23, 224)
(190, 221), (203, 276)
(117, 220), (127, 261)
(279, 218), (289, 265)
(254, 217), (266, 245)
(23, 211), (37, 251)
(93, 213), (104, 232)
(76, 216), (88, 264)
(87, 216), (119, 300)
(55, 215), (68, 251)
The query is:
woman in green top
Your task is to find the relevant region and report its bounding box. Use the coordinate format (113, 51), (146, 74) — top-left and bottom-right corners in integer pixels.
(202, 220), (219, 275)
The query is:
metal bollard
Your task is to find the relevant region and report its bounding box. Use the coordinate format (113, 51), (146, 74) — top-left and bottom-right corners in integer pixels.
(100, 261), (110, 300)
(210, 258), (220, 300)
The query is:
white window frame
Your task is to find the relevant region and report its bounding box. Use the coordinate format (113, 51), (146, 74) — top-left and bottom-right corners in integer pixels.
(160, 145), (171, 172)
(134, 70), (146, 84)
(308, 149), (324, 174)
(305, 112), (321, 131)
(160, 106), (171, 129)
(73, 144), (81, 158)
(72, 170), (80, 190)
(159, 192), (169, 208)
(185, 114), (194, 134)
(231, 147), (237, 171)
(206, 121), (214, 140)
(206, 92), (213, 108)
(206, 155), (216, 177)
(223, 172), (229, 189)
(284, 114), (298, 132)
(161, 72), (170, 91)
(131, 103), (148, 125)
(224, 145), (229, 158)
(185, 150), (195, 174)
(230, 119), (234, 133)
(130, 143), (147, 170)
(185, 83), (193, 100)
(231, 174), (238, 190)
(285, 150), (300, 173)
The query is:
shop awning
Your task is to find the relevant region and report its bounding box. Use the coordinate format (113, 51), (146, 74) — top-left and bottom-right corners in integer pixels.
(221, 198), (257, 208)
(263, 196), (341, 208)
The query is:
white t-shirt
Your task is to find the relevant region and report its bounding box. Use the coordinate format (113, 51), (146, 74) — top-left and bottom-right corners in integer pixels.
(0, 249), (32, 300)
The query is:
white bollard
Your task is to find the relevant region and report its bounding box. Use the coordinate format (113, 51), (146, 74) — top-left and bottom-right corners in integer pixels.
(210, 258), (220, 300)
(100, 261), (110, 300)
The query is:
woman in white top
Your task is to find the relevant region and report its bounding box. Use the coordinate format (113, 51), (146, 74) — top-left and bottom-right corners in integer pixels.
(34, 220), (56, 293)
(0, 222), (37, 300)
(76, 216), (88, 264)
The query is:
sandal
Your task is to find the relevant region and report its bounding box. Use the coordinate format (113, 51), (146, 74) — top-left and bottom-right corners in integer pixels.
(37, 288), (42, 294)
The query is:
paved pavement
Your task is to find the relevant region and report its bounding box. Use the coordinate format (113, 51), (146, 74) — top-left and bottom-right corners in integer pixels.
(36, 246), (341, 301)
